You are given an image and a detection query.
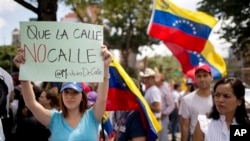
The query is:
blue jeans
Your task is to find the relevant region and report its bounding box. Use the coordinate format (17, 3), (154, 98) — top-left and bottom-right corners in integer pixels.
(159, 115), (169, 141)
(170, 108), (178, 141)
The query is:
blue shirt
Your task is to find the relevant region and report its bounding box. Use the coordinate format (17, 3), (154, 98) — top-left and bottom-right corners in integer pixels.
(49, 108), (99, 141)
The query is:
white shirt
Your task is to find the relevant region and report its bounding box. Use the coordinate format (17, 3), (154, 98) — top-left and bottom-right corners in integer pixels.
(198, 115), (238, 141)
(178, 90), (213, 134)
(144, 85), (162, 118)
(0, 67), (14, 114)
(158, 82), (175, 116)
(172, 90), (180, 103)
(0, 119), (5, 141)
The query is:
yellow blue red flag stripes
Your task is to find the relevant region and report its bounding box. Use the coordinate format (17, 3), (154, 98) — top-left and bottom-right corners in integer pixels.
(148, 0), (217, 52)
(164, 40), (227, 81)
(107, 58), (161, 141)
(102, 112), (113, 138)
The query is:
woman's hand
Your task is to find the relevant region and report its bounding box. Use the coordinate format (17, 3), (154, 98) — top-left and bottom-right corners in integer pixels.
(13, 48), (25, 69)
(101, 45), (112, 68)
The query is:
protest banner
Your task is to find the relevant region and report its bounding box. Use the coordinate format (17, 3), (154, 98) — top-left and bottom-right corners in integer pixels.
(19, 22), (103, 82)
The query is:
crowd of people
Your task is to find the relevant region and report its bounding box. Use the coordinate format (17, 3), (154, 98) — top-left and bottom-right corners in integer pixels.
(0, 45), (250, 141)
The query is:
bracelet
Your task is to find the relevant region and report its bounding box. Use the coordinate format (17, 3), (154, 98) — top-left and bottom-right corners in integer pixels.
(104, 74), (110, 80)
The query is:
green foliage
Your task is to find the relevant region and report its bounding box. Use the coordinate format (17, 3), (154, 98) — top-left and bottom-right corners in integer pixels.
(102, 0), (154, 53)
(65, 0), (153, 50)
(64, 0), (167, 77)
(100, 0), (160, 75)
(64, 0), (89, 11)
(147, 55), (183, 82)
(0, 46), (18, 74)
(197, 0), (250, 60)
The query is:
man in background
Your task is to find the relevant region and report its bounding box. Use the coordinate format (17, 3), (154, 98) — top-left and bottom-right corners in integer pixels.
(178, 64), (213, 141)
(155, 72), (175, 141)
(140, 68), (162, 121)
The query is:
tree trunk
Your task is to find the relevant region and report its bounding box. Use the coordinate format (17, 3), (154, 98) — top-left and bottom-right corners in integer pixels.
(15, 0), (58, 21)
(37, 0), (58, 21)
(120, 49), (138, 78)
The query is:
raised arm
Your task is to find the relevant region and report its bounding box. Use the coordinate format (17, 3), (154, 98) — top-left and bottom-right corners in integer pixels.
(93, 45), (112, 121)
(13, 48), (51, 127)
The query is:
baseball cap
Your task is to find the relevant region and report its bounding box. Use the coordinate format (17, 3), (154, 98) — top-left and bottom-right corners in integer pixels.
(195, 64), (211, 74)
(60, 82), (83, 93)
(140, 68), (156, 77)
(87, 91), (98, 106)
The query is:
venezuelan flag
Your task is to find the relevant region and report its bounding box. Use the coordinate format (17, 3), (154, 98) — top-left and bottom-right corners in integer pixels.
(102, 112), (113, 139)
(148, 0), (218, 52)
(107, 58), (161, 141)
(164, 40), (227, 81)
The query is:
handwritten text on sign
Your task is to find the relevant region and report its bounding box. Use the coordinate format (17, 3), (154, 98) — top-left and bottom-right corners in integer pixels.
(19, 22), (104, 82)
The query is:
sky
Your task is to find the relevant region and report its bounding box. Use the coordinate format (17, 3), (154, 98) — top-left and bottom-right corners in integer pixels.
(0, 0), (230, 59)
(0, 0), (72, 45)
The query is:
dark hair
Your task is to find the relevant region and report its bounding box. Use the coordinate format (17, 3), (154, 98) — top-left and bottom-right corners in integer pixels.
(44, 90), (60, 110)
(186, 83), (195, 92)
(59, 91), (88, 118)
(209, 77), (250, 125)
(174, 83), (181, 90)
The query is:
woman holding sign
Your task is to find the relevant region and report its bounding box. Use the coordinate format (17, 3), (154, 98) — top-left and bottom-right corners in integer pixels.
(13, 45), (112, 141)
(192, 77), (250, 141)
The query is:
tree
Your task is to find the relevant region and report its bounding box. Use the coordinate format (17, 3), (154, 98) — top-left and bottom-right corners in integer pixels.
(14, 0), (58, 21)
(65, 0), (102, 24)
(0, 46), (18, 74)
(101, 0), (156, 76)
(197, 0), (250, 65)
(147, 55), (183, 82)
(66, 0), (157, 77)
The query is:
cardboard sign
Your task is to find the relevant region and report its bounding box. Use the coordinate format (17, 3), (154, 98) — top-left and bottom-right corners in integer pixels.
(19, 21), (104, 82)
